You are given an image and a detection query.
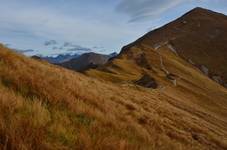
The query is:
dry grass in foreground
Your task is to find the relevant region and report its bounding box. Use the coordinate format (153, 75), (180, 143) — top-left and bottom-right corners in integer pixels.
(0, 44), (227, 149)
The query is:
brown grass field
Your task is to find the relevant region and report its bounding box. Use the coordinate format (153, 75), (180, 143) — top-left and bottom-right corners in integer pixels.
(0, 43), (227, 150)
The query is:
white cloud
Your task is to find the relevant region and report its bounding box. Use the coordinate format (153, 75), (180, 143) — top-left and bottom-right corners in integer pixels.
(0, 1), (141, 54)
(117, 0), (190, 22)
(1, 0), (226, 56)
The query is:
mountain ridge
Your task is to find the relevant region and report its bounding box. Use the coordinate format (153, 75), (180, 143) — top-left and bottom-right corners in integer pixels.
(111, 7), (227, 88)
(58, 52), (117, 72)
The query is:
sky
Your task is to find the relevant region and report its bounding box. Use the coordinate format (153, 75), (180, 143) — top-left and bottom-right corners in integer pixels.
(0, 0), (227, 56)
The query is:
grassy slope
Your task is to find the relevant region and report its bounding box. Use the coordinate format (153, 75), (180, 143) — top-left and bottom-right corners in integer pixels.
(87, 42), (227, 149)
(1, 44), (227, 149)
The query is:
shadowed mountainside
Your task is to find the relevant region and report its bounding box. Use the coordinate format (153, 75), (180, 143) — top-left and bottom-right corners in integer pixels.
(41, 53), (80, 64)
(118, 7), (227, 87)
(59, 52), (115, 72)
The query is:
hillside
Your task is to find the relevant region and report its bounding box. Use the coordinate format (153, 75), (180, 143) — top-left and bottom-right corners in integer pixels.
(85, 8), (227, 149)
(59, 52), (113, 72)
(1, 40), (227, 150)
(117, 7), (227, 87)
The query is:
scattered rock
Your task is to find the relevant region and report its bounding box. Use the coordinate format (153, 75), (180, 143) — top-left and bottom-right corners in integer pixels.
(166, 73), (178, 86)
(135, 74), (158, 89)
(167, 44), (178, 55)
(183, 20), (187, 24)
(166, 73), (178, 80)
(192, 133), (199, 141)
(212, 75), (223, 84)
(153, 41), (168, 50)
(188, 59), (195, 65)
(159, 55), (170, 75)
(153, 44), (161, 50)
(200, 65), (209, 76)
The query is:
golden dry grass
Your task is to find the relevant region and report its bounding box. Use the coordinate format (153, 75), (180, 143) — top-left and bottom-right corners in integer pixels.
(0, 44), (227, 150)
(87, 43), (227, 149)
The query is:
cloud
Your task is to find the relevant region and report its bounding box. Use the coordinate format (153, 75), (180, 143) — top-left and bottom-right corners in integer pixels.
(93, 46), (104, 49)
(67, 46), (91, 52)
(15, 49), (35, 53)
(63, 42), (72, 47)
(63, 42), (85, 48)
(0, 1), (133, 46)
(116, 0), (185, 22)
(44, 40), (92, 52)
(44, 40), (57, 46)
(52, 46), (58, 50)
(0, 0), (146, 55)
(62, 42), (92, 52)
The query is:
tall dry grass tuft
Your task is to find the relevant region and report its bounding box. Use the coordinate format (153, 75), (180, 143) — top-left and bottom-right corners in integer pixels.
(0, 44), (227, 149)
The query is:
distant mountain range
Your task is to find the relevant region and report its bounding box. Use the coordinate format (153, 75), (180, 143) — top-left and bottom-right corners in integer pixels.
(58, 52), (118, 72)
(32, 52), (118, 72)
(40, 53), (80, 64)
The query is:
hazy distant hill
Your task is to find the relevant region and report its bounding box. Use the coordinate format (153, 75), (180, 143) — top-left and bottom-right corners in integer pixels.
(40, 53), (80, 64)
(58, 52), (117, 72)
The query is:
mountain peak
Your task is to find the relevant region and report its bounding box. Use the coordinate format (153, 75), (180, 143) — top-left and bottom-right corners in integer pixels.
(182, 7), (227, 19)
(191, 7), (209, 12)
(109, 7), (227, 88)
